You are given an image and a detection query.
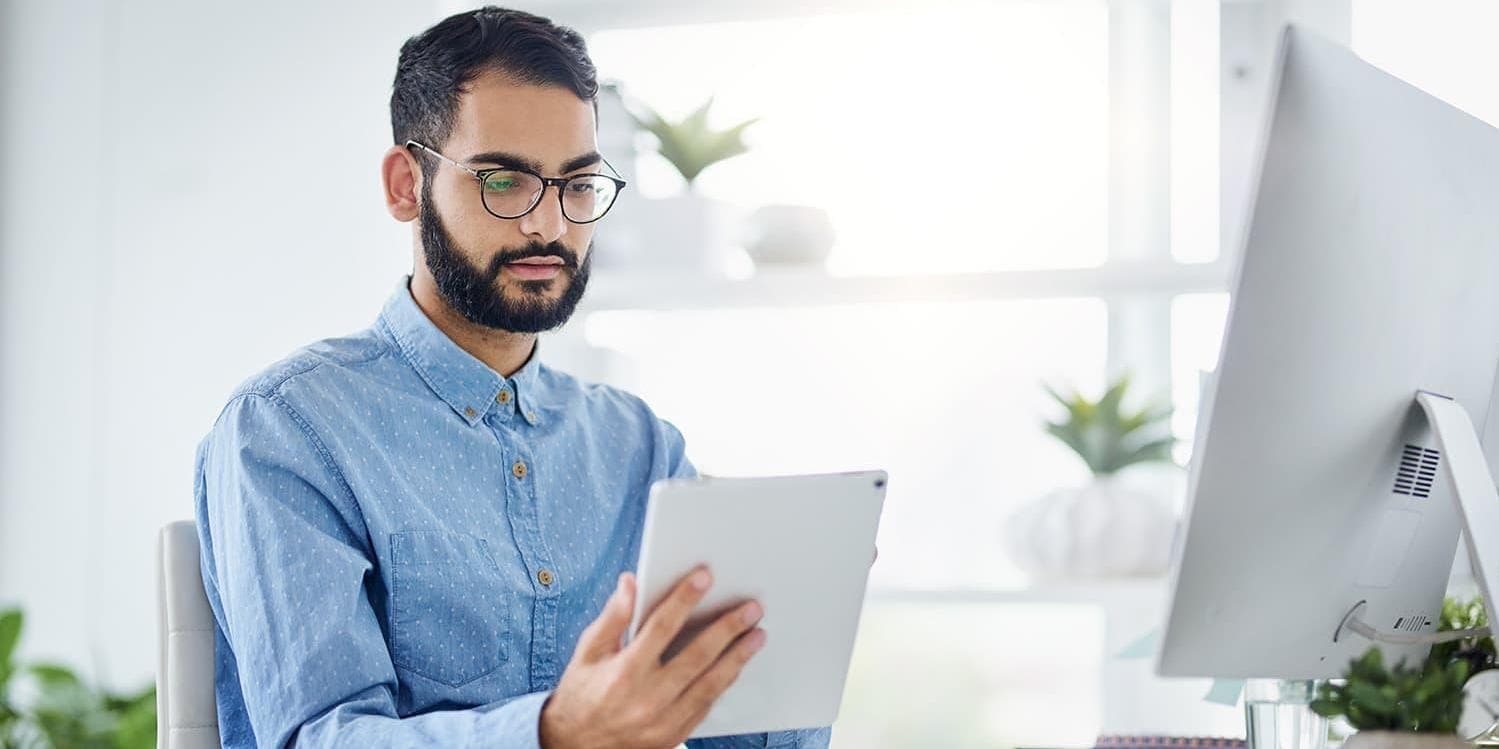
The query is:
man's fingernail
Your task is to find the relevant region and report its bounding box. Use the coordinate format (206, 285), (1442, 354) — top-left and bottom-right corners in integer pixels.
(747, 629), (768, 653)
(691, 568), (711, 591)
(741, 602), (763, 625)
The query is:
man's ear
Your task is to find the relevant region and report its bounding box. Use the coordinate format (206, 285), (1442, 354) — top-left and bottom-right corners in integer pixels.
(382, 145), (421, 223)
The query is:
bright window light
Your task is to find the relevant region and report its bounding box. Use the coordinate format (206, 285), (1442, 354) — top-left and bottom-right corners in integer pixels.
(585, 298), (1108, 590)
(1170, 292), (1230, 464)
(588, 2), (1110, 276)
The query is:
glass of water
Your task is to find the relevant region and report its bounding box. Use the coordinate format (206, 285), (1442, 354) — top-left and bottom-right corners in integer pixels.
(1245, 680), (1329, 749)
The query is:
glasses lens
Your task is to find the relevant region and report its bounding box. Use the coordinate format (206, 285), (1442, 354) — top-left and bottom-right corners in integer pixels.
(480, 170), (544, 218)
(560, 176), (620, 223)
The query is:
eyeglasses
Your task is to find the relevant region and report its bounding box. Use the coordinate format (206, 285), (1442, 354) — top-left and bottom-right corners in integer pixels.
(406, 140), (627, 225)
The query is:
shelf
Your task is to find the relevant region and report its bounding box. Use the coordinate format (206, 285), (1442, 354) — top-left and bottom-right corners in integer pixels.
(865, 577), (1170, 606)
(579, 261), (1232, 312)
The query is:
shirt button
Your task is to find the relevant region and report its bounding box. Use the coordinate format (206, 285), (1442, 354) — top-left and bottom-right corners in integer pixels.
(537, 569), (554, 586)
(496, 390), (512, 405)
(463, 406), (477, 418)
(512, 460), (528, 480)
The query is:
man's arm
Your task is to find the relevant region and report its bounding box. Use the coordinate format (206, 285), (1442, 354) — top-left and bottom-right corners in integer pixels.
(197, 392), (550, 749)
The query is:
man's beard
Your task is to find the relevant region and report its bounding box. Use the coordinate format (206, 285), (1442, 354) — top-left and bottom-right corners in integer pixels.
(419, 182), (592, 334)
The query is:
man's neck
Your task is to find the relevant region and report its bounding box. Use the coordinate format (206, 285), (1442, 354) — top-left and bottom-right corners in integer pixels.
(408, 273), (536, 379)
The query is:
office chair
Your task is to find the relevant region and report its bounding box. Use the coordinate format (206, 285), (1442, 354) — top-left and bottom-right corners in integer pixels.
(156, 521), (220, 749)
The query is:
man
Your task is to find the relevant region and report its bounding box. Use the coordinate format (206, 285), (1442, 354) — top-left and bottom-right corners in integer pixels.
(194, 7), (833, 748)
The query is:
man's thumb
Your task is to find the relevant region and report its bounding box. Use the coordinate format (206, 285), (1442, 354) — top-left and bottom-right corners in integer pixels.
(579, 572), (635, 660)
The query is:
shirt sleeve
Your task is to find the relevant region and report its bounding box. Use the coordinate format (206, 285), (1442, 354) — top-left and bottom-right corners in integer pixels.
(196, 392), (550, 749)
(660, 417), (699, 480)
(688, 727), (833, 749)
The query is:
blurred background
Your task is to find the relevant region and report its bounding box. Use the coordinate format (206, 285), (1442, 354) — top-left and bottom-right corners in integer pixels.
(1, 0), (1497, 746)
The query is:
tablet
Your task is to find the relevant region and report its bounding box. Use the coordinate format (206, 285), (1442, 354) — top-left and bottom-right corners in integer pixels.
(626, 470), (888, 739)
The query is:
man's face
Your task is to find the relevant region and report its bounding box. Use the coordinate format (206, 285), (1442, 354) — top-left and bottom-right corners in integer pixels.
(417, 74), (601, 333)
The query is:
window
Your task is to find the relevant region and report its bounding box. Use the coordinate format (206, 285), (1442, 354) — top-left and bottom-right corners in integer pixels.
(586, 298), (1108, 590)
(589, 3), (1111, 275)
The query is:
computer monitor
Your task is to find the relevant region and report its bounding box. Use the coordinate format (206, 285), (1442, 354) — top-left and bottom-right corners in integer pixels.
(1157, 26), (1499, 680)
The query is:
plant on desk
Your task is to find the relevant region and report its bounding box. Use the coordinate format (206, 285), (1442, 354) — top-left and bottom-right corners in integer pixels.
(1002, 373), (1179, 579)
(1310, 647), (1469, 749)
(1311, 596), (1497, 749)
(0, 607), (155, 749)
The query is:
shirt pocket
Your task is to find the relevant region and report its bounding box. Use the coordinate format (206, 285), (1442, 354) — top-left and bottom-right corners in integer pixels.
(389, 530), (513, 687)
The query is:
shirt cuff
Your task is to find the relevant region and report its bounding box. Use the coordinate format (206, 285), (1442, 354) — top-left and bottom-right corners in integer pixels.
(481, 689), (552, 749)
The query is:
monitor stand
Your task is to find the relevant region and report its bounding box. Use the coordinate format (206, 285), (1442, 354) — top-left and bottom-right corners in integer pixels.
(1335, 391), (1499, 647)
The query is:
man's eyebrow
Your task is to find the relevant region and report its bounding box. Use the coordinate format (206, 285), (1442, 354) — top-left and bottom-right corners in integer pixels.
(465, 150), (603, 175)
(465, 150), (544, 173)
(561, 151), (603, 174)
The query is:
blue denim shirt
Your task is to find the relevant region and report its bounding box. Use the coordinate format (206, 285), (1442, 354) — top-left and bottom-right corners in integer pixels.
(195, 277), (831, 749)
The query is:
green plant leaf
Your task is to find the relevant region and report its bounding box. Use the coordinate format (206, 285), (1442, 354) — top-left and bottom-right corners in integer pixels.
(1041, 375), (1177, 476)
(28, 663), (80, 689)
(0, 610), (20, 670)
(628, 97), (757, 188)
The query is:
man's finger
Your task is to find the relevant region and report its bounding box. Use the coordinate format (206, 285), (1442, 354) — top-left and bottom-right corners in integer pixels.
(629, 566), (712, 662)
(576, 572), (636, 662)
(659, 600), (763, 697)
(665, 628), (766, 730)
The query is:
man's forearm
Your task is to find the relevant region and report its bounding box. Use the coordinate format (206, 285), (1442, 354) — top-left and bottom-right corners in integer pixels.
(287, 687), (552, 749)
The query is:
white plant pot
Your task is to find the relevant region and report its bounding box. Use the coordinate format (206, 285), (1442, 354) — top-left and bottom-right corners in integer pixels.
(1341, 731), (1470, 749)
(1002, 475), (1176, 579)
(596, 192), (739, 275)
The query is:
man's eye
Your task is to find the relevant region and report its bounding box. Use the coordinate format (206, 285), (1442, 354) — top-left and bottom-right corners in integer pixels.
(483, 177), (516, 193)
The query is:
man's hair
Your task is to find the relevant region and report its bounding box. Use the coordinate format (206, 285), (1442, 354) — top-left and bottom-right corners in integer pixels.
(391, 6), (598, 171)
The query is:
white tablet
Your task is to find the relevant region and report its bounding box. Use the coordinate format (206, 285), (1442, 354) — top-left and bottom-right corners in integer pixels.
(626, 470), (888, 739)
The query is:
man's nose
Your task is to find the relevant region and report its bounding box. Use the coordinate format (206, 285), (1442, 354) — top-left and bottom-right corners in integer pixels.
(518, 186), (567, 244)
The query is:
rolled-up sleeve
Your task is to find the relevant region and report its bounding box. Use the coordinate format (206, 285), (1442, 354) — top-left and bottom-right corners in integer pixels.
(196, 392), (549, 749)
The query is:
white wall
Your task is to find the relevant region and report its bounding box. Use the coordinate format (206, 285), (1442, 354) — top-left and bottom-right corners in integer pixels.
(0, 0), (439, 688)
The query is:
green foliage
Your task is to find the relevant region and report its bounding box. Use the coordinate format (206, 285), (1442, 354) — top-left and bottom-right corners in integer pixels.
(1310, 647), (1469, 733)
(1042, 374), (1176, 477)
(0, 607), (155, 749)
(628, 97), (757, 188)
(1431, 595), (1496, 670)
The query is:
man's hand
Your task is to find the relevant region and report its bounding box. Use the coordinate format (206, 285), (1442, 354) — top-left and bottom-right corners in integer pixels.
(539, 567), (766, 749)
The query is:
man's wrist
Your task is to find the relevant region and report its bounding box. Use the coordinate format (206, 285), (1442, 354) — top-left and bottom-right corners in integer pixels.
(538, 694), (571, 749)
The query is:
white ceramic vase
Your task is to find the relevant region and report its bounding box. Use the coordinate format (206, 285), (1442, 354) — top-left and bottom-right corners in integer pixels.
(600, 193), (738, 275)
(1002, 475), (1176, 579)
(744, 204), (835, 268)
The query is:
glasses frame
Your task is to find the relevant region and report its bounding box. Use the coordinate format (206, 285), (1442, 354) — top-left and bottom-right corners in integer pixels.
(405, 140), (628, 225)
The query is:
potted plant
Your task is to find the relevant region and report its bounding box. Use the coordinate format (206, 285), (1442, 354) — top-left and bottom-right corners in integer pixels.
(0, 607), (156, 749)
(628, 96), (756, 190)
(622, 97), (758, 274)
(1310, 647), (1471, 749)
(1002, 374), (1179, 578)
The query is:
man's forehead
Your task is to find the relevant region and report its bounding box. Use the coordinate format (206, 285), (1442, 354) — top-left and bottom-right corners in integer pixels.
(448, 74), (597, 172)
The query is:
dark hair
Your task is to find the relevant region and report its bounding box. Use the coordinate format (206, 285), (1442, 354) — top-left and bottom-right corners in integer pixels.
(390, 7), (597, 167)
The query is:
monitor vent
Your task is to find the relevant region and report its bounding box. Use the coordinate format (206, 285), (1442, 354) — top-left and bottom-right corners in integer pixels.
(1393, 444), (1441, 499)
(1392, 613), (1433, 633)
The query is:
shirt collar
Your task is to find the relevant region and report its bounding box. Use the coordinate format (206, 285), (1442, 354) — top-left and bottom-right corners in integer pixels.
(377, 276), (546, 427)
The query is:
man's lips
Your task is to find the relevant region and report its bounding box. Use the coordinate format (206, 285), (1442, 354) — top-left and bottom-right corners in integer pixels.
(503, 256), (567, 280)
